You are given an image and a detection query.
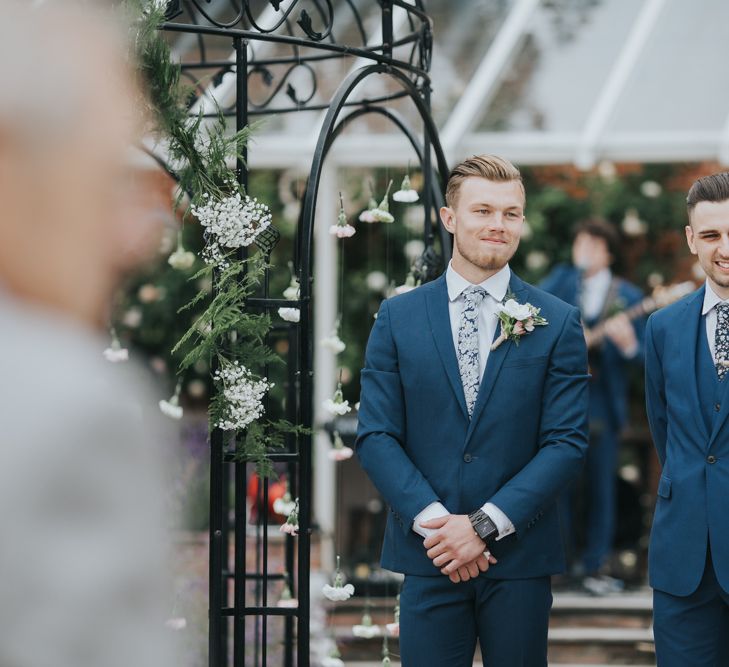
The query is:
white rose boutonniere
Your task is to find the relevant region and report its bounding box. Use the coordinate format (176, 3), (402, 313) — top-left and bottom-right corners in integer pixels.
(492, 297), (548, 350)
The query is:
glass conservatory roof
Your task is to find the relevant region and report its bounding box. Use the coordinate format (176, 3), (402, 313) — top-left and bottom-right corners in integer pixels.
(165, 0), (729, 168)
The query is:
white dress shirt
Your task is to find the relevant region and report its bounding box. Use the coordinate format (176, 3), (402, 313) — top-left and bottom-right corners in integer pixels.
(702, 280), (729, 362)
(412, 261), (515, 541)
(580, 267), (612, 322)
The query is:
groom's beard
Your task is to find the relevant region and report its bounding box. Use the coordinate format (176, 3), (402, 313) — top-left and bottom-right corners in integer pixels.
(454, 232), (519, 272)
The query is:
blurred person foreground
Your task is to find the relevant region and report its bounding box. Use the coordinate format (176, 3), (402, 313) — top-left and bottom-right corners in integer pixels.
(0, 2), (177, 666)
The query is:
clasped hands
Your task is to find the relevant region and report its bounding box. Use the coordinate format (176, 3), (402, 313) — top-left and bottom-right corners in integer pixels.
(420, 514), (498, 584)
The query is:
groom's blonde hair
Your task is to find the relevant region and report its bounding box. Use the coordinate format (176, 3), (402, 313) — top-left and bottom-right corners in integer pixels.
(445, 154), (524, 208)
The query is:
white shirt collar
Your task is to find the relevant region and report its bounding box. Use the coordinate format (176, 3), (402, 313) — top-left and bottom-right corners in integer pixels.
(702, 279), (729, 315)
(445, 261), (511, 303)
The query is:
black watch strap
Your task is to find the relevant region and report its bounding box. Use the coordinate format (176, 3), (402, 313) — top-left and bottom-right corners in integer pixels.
(468, 508), (498, 542)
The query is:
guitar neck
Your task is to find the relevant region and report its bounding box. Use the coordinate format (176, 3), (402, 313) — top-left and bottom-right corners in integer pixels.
(585, 297), (654, 349)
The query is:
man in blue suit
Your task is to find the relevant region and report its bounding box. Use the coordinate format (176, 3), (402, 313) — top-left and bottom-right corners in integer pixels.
(540, 219), (644, 593)
(646, 171), (729, 666)
(356, 155), (589, 666)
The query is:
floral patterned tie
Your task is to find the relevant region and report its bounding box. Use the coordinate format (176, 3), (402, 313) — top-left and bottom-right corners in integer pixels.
(457, 286), (487, 417)
(716, 302), (729, 380)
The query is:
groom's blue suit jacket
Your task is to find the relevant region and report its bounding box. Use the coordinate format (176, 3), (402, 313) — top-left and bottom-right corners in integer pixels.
(356, 273), (590, 579)
(646, 285), (729, 596)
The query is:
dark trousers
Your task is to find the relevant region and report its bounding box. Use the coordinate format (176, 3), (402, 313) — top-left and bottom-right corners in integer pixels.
(560, 424), (618, 574)
(654, 548), (729, 666)
(399, 573), (552, 667)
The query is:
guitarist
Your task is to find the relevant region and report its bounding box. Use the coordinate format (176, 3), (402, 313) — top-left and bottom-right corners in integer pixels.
(541, 217), (645, 594)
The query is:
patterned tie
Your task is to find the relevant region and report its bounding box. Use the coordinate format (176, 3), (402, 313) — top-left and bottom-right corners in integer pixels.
(457, 286), (487, 417)
(716, 302), (729, 380)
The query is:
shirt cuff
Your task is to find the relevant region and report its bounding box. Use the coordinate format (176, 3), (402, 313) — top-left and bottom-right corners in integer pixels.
(481, 502), (515, 541)
(412, 501), (449, 539)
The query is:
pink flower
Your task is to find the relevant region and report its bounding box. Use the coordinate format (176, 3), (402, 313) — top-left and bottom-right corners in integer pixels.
(386, 621), (399, 637)
(280, 522), (299, 535)
(329, 224), (356, 238)
(513, 321), (525, 336)
(359, 210), (376, 223)
(328, 446), (354, 461)
(524, 317), (535, 332)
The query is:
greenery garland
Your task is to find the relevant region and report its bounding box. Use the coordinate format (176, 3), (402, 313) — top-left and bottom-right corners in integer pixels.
(131, 1), (303, 478)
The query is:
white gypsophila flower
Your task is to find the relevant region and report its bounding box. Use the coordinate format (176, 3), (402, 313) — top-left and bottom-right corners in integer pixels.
(283, 277), (300, 301)
(164, 618), (187, 631)
(393, 174), (419, 203)
(321, 331), (346, 354)
(640, 180), (662, 198)
(159, 396), (183, 420)
(213, 362), (270, 431)
(500, 298), (532, 321)
(278, 307), (301, 323)
(191, 190), (272, 266)
(322, 583), (355, 602)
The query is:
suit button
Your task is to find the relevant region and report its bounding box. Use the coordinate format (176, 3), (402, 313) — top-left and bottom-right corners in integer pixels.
(708, 455), (717, 464)
(716, 403), (722, 412)
(463, 453), (472, 463)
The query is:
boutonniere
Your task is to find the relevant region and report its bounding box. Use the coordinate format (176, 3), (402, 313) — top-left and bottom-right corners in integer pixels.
(491, 296), (548, 350)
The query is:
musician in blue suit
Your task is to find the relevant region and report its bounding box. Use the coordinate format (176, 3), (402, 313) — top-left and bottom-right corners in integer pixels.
(540, 219), (644, 593)
(356, 155), (589, 666)
(646, 172), (729, 666)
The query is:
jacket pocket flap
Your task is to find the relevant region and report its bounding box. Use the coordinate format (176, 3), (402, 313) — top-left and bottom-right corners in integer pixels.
(657, 475), (672, 499)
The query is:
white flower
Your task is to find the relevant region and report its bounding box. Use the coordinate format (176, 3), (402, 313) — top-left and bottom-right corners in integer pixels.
(404, 239), (425, 262)
(321, 657), (345, 667)
(164, 618), (187, 630)
(323, 385), (351, 416)
(393, 173), (419, 202)
(370, 208), (394, 224)
(103, 329), (128, 363)
(386, 622), (399, 637)
(365, 181), (395, 223)
(191, 188), (272, 266)
(213, 362), (270, 431)
(121, 307), (142, 328)
(168, 233), (196, 270)
(640, 180), (662, 198)
(520, 220), (533, 240)
(500, 298), (532, 321)
(622, 208), (647, 237)
(359, 209), (377, 223)
(273, 492), (297, 517)
(597, 160), (617, 181)
(283, 276), (300, 301)
(329, 431), (353, 461)
(322, 583), (355, 601)
(352, 611), (381, 638)
(277, 585), (298, 608)
(330, 197), (357, 238)
(525, 250), (549, 272)
(394, 272), (419, 295)
(279, 308), (301, 323)
(159, 396), (183, 420)
(366, 271), (388, 292)
(321, 326), (346, 355)
(329, 223), (356, 238)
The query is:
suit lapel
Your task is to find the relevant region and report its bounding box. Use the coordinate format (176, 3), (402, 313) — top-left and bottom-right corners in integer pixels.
(680, 287), (710, 443)
(425, 276), (469, 420)
(465, 275), (528, 440)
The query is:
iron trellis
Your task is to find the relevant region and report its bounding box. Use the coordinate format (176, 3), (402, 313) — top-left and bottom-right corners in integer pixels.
(153, 2), (450, 665)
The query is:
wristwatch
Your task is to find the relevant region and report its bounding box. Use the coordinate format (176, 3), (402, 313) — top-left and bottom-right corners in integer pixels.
(468, 508), (498, 543)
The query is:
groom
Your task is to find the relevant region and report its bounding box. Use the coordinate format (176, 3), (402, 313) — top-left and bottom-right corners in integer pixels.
(356, 154), (589, 666)
(646, 171), (729, 665)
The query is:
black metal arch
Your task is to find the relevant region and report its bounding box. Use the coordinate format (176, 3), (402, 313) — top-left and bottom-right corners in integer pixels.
(150, 3), (450, 666)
